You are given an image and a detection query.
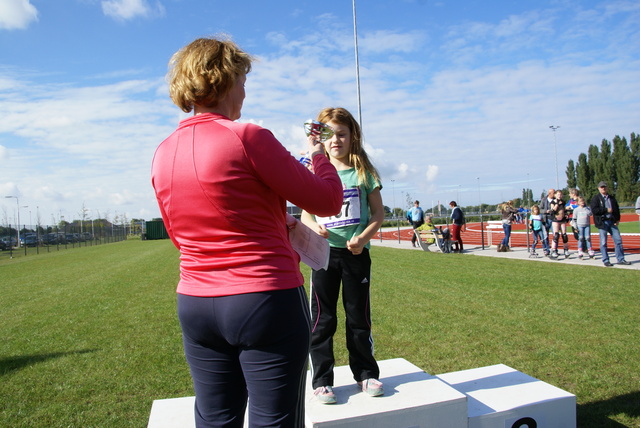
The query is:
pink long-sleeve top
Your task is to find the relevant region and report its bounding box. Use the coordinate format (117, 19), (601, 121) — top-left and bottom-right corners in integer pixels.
(151, 113), (342, 297)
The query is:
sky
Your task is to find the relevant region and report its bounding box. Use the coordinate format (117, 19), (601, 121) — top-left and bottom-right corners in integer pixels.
(1, 0), (639, 227)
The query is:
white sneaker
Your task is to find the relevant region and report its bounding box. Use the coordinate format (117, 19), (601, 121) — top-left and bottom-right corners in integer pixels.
(314, 386), (337, 404)
(357, 379), (384, 397)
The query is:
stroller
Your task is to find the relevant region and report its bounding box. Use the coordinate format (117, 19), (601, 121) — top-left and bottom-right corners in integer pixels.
(439, 227), (453, 253)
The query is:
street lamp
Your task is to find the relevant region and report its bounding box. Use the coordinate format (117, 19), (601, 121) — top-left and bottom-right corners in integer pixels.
(477, 177), (484, 250)
(25, 207), (31, 232)
(392, 180), (400, 243)
(4, 196), (21, 248)
(549, 126), (560, 190)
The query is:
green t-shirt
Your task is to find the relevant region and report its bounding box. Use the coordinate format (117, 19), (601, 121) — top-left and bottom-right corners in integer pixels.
(314, 168), (381, 249)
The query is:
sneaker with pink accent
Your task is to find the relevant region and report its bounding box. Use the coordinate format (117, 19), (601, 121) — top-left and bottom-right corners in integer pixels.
(357, 378), (384, 397)
(314, 386), (337, 404)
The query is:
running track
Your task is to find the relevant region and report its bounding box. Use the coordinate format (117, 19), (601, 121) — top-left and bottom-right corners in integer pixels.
(374, 213), (640, 254)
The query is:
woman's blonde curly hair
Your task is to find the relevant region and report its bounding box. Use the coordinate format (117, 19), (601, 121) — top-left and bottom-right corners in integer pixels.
(167, 36), (253, 113)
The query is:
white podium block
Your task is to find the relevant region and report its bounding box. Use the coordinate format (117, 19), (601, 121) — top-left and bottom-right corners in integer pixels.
(306, 358), (467, 428)
(436, 364), (576, 428)
(148, 396), (195, 428)
(147, 396), (249, 428)
(148, 358), (468, 428)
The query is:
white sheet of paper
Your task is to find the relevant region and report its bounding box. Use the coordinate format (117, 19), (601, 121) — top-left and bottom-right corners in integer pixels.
(289, 219), (330, 271)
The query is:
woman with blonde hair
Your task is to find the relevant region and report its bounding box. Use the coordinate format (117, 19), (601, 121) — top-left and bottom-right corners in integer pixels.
(499, 200), (518, 252)
(152, 37), (342, 427)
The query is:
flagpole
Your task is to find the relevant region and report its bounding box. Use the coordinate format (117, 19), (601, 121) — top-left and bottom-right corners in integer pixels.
(352, 0), (362, 128)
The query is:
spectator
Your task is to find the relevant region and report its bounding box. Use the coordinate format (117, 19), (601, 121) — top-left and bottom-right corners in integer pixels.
(572, 196), (595, 259)
(409, 200), (425, 248)
(566, 188), (581, 243)
(590, 181), (630, 266)
(415, 214), (437, 248)
(499, 200), (518, 252)
(549, 190), (569, 259)
(539, 188), (555, 249)
(529, 205), (549, 257)
(449, 201), (465, 252)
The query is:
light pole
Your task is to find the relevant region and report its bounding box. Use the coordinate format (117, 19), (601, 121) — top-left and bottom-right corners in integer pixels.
(477, 177), (484, 250)
(392, 180), (400, 243)
(549, 126), (560, 190)
(526, 173), (530, 251)
(4, 196), (20, 248)
(352, 0), (362, 127)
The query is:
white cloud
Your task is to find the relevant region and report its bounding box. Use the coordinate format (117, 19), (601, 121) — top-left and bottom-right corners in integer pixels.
(101, 0), (165, 21)
(425, 165), (439, 182)
(0, 182), (21, 198)
(0, 0), (38, 30)
(359, 30), (427, 54)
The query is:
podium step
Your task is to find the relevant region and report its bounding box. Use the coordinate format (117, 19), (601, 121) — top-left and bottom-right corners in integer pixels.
(148, 359), (575, 428)
(436, 364), (576, 428)
(305, 358), (467, 427)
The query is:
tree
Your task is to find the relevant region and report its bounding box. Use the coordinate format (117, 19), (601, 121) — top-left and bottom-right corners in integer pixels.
(521, 188), (534, 206)
(575, 152), (594, 200)
(567, 132), (639, 202)
(631, 132), (640, 195)
(565, 159), (576, 189)
(404, 193), (413, 211)
(599, 139), (615, 189)
(612, 135), (634, 202)
(588, 144), (602, 192)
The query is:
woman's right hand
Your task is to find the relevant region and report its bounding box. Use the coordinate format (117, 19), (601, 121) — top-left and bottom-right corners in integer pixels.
(307, 135), (324, 158)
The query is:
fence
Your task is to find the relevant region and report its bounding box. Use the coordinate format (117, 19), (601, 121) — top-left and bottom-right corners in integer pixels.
(0, 222), (132, 260)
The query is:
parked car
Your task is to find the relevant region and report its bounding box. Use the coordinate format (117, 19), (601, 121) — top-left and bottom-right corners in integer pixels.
(42, 233), (61, 245)
(1, 236), (18, 247)
(22, 234), (41, 247)
(81, 232), (94, 241)
(0, 240), (6, 251)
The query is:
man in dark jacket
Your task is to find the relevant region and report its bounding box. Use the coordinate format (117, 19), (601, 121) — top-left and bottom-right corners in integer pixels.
(590, 181), (630, 266)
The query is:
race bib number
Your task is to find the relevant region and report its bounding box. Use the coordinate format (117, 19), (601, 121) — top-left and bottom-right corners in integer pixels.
(316, 188), (361, 229)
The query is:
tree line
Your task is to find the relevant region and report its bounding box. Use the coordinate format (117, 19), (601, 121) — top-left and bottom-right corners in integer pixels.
(565, 132), (639, 204)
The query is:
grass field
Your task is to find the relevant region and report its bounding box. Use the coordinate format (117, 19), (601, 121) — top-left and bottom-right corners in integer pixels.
(1, 240), (639, 427)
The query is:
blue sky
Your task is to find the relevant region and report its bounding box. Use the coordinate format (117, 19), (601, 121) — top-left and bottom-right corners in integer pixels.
(1, 0), (639, 226)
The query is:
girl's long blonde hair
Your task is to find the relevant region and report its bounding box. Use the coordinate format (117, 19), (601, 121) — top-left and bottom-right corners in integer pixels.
(317, 107), (381, 186)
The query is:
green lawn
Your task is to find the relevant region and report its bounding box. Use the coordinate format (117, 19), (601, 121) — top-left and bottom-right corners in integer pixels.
(1, 240), (639, 427)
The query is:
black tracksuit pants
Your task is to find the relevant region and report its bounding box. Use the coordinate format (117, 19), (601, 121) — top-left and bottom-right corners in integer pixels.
(309, 247), (379, 389)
